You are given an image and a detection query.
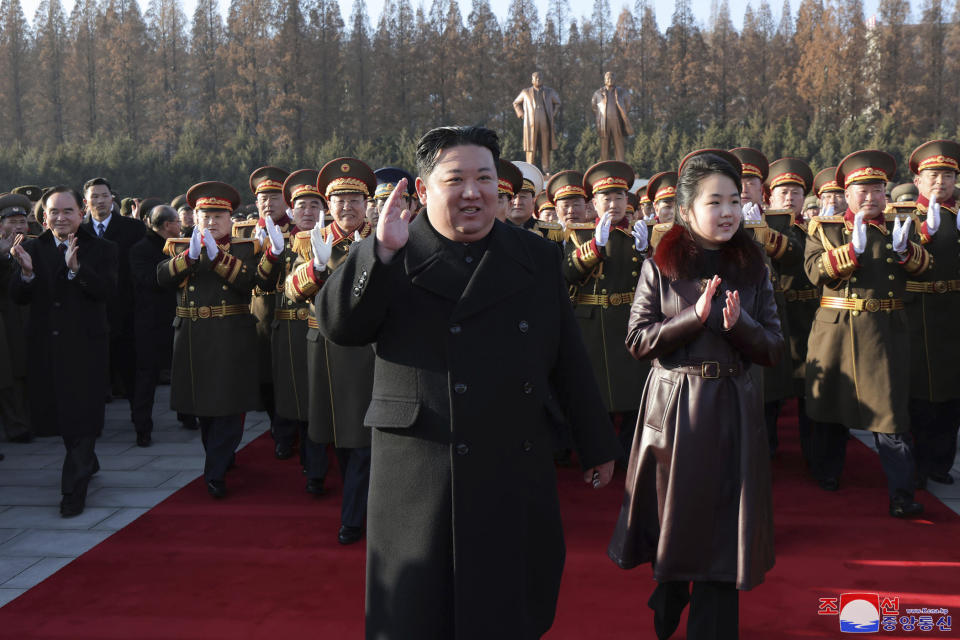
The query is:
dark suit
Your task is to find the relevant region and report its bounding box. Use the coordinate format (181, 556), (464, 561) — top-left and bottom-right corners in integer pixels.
(81, 213), (145, 406)
(317, 214), (621, 639)
(129, 229), (176, 435)
(10, 228), (117, 499)
(0, 254), (31, 439)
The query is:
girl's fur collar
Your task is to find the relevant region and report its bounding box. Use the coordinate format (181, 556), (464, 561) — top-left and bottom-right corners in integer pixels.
(653, 223), (765, 285)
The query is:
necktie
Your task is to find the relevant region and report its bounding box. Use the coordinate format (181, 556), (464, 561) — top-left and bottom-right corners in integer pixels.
(97, 223), (104, 237)
(59, 243), (67, 258)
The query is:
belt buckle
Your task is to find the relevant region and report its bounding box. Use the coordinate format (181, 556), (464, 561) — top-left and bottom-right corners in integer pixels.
(863, 299), (880, 312)
(198, 306), (212, 319)
(609, 293), (622, 305)
(934, 280), (948, 293)
(784, 289), (797, 302)
(701, 361), (720, 379)
(297, 308), (308, 320)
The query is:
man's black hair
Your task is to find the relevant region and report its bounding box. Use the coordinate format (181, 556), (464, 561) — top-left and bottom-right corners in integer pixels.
(42, 185), (84, 210)
(415, 126), (500, 178)
(83, 177), (112, 194)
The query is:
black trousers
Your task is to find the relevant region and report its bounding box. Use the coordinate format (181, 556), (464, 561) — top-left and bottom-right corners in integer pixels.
(910, 398), (960, 478)
(650, 580), (739, 639)
(764, 399), (780, 456)
(0, 378), (31, 440)
(272, 415), (299, 448)
(61, 435), (98, 496)
(612, 411), (639, 464)
(198, 415), (244, 482)
(335, 446), (371, 528)
(131, 363), (159, 435)
(297, 422), (328, 480)
(808, 421), (849, 482)
(109, 316), (136, 400)
(260, 383), (275, 421)
(811, 421), (917, 498)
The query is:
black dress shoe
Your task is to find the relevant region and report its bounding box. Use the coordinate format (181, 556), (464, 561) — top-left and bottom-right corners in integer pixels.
(180, 418), (198, 430)
(60, 487), (87, 518)
(136, 432), (152, 447)
(819, 477), (840, 492)
(306, 478), (326, 496)
(338, 525), (363, 545)
(929, 472), (954, 485)
(889, 494), (924, 518)
(275, 443), (293, 460)
(227, 454), (237, 471)
(207, 479), (227, 499)
(648, 581), (690, 640)
(0, 452), (4, 461)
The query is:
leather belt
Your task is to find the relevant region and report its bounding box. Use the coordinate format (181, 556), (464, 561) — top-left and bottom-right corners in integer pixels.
(820, 296), (904, 312)
(275, 308), (311, 321)
(308, 317), (319, 329)
(654, 360), (742, 378)
(176, 304), (250, 320)
(905, 279), (960, 294)
(783, 288), (820, 302)
(575, 290), (635, 306)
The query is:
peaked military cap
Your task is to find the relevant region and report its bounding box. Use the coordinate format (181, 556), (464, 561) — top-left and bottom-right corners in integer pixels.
(171, 194), (189, 210)
(547, 170), (587, 204)
(249, 166), (289, 195)
(0, 193), (32, 219)
(374, 167), (416, 200)
(497, 160), (523, 197)
(284, 169), (324, 207)
(317, 158), (376, 199)
(679, 149), (742, 177)
(646, 171), (679, 203)
(12, 185), (43, 202)
(120, 197), (136, 218)
(766, 158), (814, 194)
(626, 191), (638, 216)
(639, 192), (651, 205)
(836, 150), (896, 187)
(187, 181), (241, 212)
(813, 167), (842, 195)
(139, 197), (165, 220)
(535, 190), (554, 216)
(729, 147), (768, 181)
(512, 161), (544, 195)
(803, 194), (820, 211)
(909, 139), (960, 175)
(891, 182), (919, 202)
(585, 160), (635, 195)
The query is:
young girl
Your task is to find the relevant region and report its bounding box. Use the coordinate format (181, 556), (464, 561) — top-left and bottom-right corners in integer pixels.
(607, 150), (784, 639)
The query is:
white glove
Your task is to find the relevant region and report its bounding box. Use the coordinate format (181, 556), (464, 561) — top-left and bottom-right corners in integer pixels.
(353, 229), (362, 243)
(819, 204), (835, 218)
(594, 212), (612, 247)
(265, 215), (285, 255)
(285, 207), (294, 221)
(926, 194), (940, 235)
(631, 220), (648, 252)
(254, 224), (267, 247)
(892, 214), (912, 255)
(311, 225), (333, 271)
(741, 202), (761, 223)
(202, 229), (219, 260)
(851, 211), (867, 255)
(188, 225), (202, 260)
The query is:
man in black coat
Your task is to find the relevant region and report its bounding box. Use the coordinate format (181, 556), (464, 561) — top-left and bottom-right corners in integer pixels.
(9, 186), (118, 517)
(317, 126), (621, 639)
(81, 177), (145, 435)
(128, 205), (180, 445)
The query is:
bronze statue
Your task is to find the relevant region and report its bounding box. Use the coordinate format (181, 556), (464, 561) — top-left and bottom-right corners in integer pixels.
(591, 72), (634, 162)
(513, 72), (561, 173)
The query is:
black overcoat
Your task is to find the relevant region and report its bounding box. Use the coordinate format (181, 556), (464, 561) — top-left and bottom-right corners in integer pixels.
(129, 229), (176, 370)
(316, 214), (621, 640)
(9, 228), (117, 437)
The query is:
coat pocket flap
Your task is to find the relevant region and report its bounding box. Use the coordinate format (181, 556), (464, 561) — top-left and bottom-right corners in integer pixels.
(364, 398), (420, 429)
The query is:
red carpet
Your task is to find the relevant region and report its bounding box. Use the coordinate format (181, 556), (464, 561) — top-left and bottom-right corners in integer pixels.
(2, 401), (959, 639)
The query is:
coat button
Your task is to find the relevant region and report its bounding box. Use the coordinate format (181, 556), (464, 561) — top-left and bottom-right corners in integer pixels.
(850, 277), (857, 283)
(518, 320), (529, 333)
(886, 243), (893, 250)
(888, 291), (895, 297)
(456, 443), (469, 455)
(449, 324), (461, 334)
(886, 257), (893, 263)
(888, 274), (895, 280)
(850, 293), (858, 299)
(522, 382), (534, 394)
(599, 274), (605, 279)
(632, 256), (638, 262)
(52, 330), (59, 336)
(53, 301), (60, 308)
(454, 383), (467, 394)
(852, 310), (860, 316)
(188, 285), (195, 291)
(464, 256), (474, 264)
(522, 440), (533, 452)
(631, 271), (638, 277)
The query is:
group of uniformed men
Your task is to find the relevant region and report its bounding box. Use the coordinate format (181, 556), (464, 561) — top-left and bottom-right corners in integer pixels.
(0, 137), (957, 532)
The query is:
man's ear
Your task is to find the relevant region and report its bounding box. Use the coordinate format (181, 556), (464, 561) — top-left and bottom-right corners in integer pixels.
(415, 176), (428, 206)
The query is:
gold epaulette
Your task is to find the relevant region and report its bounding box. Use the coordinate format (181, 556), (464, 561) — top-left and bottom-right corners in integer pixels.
(884, 210), (919, 224)
(567, 222), (596, 230)
(743, 220), (767, 229)
(537, 220), (563, 230)
(645, 219), (657, 227)
(763, 209), (794, 218)
(230, 237), (262, 254)
(884, 202), (917, 215)
(231, 219), (258, 236)
(163, 238), (191, 257)
(292, 230), (312, 259)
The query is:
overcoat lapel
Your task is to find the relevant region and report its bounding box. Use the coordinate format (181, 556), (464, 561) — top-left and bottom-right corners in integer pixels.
(404, 213), (463, 303)
(451, 221), (535, 322)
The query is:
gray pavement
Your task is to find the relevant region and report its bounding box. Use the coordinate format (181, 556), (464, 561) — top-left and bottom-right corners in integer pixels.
(0, 386), (269, 607)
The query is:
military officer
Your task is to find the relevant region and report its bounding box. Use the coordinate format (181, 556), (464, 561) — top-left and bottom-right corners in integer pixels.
(814, 167), (847, 215)
(533, 190), (564, 244)
(12, 186), (45, 236)
(171, 194), (194, 237)
(804, 150), (931, 517)
(157, 181), (261, 499)
(495, 160), (523, 223)
(646, 171), (677, 250)
(803, 195), (820, 219)
(256, 169), (329, 494)
(285, 157), (376, 545)
(563, 160), (649, 458)
(892, 182), (919, 204)
(0, 194), (33, 442)
(507, 161), (544, 231)
(548, 170), (590, 231)
(372, 167), (416, 230)
(905, 140), (960, 487)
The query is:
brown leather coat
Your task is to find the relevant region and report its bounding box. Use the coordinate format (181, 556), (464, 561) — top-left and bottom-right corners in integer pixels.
(608, 225), (782, 590)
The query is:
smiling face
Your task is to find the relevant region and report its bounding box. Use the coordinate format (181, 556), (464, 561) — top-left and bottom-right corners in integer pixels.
(915, 168), (957, 202)
(556, 196), (586, 226)
(680, 173), (742, 249)
(417, 144), (498, 242)
(45, 191), (84, 240)
(329, 193), (367, 234)
(845, 182), (887, 220)
(593, 190), (627, 225)
(654, 198), (675, 223)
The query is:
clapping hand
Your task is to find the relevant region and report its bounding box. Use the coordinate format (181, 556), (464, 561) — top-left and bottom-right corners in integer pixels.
(188, 225), (202, 260)
(631, 220), (648, 252)
(926, 194), (940, 235)
(695, 275), (721, 323)
(311, 225), (333, 271)
(265, 214), (285, 256)
(376, 177), (412, 263)
(892, 214), (912, 256)
(722, 290), (740, 330)
(741, 202), (762, 223)
(202, 229), (219, 261)
(819, 204), (835, 218)
(10, 234), (33, 276)
(851, 211), (867, 255)
(594, 211), (612, 247)
(64, 234), (79, 272)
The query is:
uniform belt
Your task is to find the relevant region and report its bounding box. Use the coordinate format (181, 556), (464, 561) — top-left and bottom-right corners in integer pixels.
(275, 308), (311, 321)
(575, 290), (635, 306)
(905, 279), (960, 294)
(820, 296), (904, 312)
(308, 317), (319, 329)
(654, 360), (742, 379)
(176, 304), (250, 320)
(783, 288), (820, 302)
